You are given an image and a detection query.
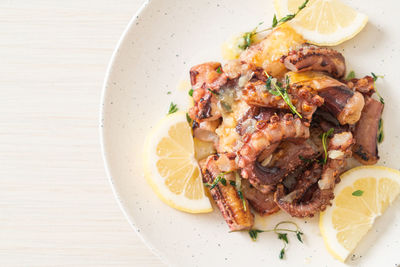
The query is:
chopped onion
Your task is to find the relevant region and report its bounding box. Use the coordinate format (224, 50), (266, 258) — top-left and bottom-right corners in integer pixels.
(238, 71), (254, 88)
(328, 149), (344, 159)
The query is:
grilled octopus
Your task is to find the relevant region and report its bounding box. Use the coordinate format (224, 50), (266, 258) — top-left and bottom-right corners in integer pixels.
(282, 44), (346, 79)
(201, 154), (253, 231)
(189, 62), (227, 123)
(187, 26), (384, 231)
(287, 71), (365, 125)
(274, 131), (354, 217)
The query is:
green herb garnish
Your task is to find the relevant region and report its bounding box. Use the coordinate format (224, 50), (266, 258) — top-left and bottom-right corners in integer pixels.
(238, 0), (309, 50)
(188, 88), (193, 97)
(220, 101), (232, 113)
(269, 0), (308, 30)
(167, 102), (178, 115)
(216, 66), (222, 74)
(371, 72), (385, 104)
(237, 189), (247, 212)
(238, 22), (263, 50)
(249, 229), (263, 241)
(377, 118), (384, 143)
(346, 70), (355, 81)
(167, 91), (172, 95)
(272, 14), (278, 28)
(321, 128), (334, 164)
(249, 221), (304, 260)
(352, 190), (364, 196)
(229, 180), (236, 186)
(278, 233), (288, 244)
(299, 155), (314, 164)
(208, 88), (219, 96)
(296, 231), (303, 243)
(204, 172), (228, 190)
(279, 248), (285, 259)
(265, 73), (302, 118)
(186, 113), (192, 124)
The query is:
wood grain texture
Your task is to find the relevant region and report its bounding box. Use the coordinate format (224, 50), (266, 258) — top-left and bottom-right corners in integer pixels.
(0, 0), (164, 265)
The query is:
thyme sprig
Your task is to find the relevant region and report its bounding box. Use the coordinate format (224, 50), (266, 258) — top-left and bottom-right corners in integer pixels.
(265, 72), (302, 118)
(205, 172), (247, 211)
(238, 0), (309, 50)
(321, 128), (334, 164)
(249, 221), (304, 259)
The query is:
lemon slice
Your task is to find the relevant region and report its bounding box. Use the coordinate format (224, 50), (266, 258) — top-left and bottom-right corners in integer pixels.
(274, 0), (368, 46)
(143, 112), (212, 213)
(320, 166), (400, 262)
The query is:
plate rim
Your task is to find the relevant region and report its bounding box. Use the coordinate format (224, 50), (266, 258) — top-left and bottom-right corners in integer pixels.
(99, 0), (169, 265)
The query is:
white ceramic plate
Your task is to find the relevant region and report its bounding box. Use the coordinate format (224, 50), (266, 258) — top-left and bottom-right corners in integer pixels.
(101, 0), (400, 266)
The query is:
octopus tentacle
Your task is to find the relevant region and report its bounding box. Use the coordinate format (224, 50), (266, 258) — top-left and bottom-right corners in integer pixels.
(241, 179), (280, 216)
(353, 96), (384, 165)
(189, 62), (227, 122)
(282, 44), (346, 79)
(201, 154), (253, 231)
(244, 140), (319, 187)
(238, 112), (310, 172)
(346, 76), (375, 96)
(274, 131), (354, 217)
(287, 71), (365, 125)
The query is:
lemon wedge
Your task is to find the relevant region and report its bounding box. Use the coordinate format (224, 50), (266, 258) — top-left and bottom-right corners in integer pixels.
(143, 112), (212, 213)
(320, 166), (400, 262)
(274, 0), (368, 46)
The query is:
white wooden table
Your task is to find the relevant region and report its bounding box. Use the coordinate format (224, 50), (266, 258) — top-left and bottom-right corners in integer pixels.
(0, 1), (163, 265)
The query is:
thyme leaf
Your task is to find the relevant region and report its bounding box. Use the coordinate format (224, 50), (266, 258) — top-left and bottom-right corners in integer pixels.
(352, 190), (364, 196)
(249, 229), (264, 241)
(208, 88), (219, 96)
(188, 88), (193, 97)
(216, 66), (222, 74)
(167, 102), (178, 115)
(278, 233), (288, 244)
(204, 172), (228, 190)
(377, 118), (384, 143)
(296, 231), (303, 243)
(221, 101), (232, 113)
(272, 14), (278, 28)
(321, 128), (334, 164)
(186, 113), (192, 124)
(346, 70), (355, 81)
(237, 189), (247, 211)
(238, 23), (263, 50)
(299, 155), (314, 164)
(279, 248), (285, 259)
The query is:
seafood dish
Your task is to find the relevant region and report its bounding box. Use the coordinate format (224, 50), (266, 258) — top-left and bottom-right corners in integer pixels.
(188, 25), (384, 231)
